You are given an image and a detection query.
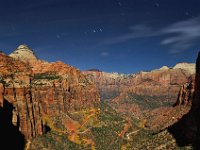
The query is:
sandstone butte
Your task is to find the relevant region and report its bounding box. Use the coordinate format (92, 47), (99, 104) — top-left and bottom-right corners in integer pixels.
(0, 44), (100, 141)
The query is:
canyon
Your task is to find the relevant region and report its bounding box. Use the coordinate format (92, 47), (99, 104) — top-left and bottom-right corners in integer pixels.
(83, 63), (195, 120)
(0, 44), (199, 149)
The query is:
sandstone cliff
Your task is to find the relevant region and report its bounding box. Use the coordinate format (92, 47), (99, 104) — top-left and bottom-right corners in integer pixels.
(84, 64), (195, 102)
(173, 62), (195, 74)
(83, 64), (195, 121)
(0, 45), (100, 143)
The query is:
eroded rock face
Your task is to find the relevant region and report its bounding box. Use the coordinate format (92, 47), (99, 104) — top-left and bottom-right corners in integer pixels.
(0, 47), (100, 141)
(83, 65), (195, 121)
(174, 75), (195, 106)
(83, 64), (195, 102)
(0, 53), (42, 140)
(173, 63), (195, 74)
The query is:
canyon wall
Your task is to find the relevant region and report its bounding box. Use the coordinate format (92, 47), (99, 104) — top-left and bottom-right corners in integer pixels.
(84, 64), (195, 103)
(0, 49), (100, 140)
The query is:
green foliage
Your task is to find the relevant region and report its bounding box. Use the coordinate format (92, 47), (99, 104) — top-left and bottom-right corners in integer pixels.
(29, 101), (184, 150)
(33, 73), (61, 80)
(0, 78), (6, 84)
(29, 132), (83, 150)
(122, 93), (173, 110)
(89, 102), (130, 149)
(91, 126), (124, 150)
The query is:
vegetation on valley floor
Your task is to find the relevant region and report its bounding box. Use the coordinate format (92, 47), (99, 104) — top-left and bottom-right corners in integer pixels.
(29, 101), (192, 150)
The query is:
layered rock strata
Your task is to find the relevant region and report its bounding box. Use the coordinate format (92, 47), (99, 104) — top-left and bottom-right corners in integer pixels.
(0, 45), (100, 140)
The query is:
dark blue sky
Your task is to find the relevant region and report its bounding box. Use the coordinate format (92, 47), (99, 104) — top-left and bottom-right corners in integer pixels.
(0, 0), (200, 73)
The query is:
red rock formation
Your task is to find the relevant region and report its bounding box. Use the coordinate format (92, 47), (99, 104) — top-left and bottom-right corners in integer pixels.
(0, 52), (42, 139)
(84, 65), (195, 121)
(174, 75), (195, 106)
(84, 65), (195, 102)
(0, 46), (100, 141)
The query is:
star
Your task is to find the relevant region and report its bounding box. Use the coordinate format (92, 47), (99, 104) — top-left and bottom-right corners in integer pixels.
(93, 29), (96, 33)
(99, 28), (103, 32)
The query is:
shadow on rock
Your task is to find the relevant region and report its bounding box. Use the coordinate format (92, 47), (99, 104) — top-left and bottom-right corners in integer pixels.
(0, 99), (25, 150)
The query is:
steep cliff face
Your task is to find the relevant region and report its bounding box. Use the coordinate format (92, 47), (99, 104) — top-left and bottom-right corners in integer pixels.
(83, 64), (195, 122)
(0, 45), (100, 142)
(0, 52), (42, 140)
(84, 64), (195, 102)
(83, 71), (129, 100)
(174, 74), (195, 106)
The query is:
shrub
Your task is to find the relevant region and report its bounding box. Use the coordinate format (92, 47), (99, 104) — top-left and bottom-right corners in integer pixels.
(33, 73), (61, 80)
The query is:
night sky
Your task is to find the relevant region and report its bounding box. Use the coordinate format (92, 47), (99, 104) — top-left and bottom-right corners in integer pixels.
(0, 0), (200, 73)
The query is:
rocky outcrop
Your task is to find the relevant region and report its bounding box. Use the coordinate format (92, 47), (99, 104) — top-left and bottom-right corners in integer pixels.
(84, 64), (195, 102)
(0, 46), (100, 141)
(158, 66), (169, 70)
(173, 63), (195, 74)
(174, 75), (195, 106)
(0, 52), (42, 140)
(9, 44), (38, 63)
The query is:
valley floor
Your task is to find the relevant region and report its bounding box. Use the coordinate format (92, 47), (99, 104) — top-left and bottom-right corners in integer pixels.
(28, 102), (193, 150)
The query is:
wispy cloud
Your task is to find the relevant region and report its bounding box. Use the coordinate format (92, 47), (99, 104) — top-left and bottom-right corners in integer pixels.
(161, 17), (200, 53)
(103, 17), (200, 53)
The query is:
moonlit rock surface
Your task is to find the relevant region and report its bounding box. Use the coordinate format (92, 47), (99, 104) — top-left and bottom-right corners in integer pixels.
(159, 66), (169, 70)
(173, 63), (195, 74)
(9, 44), (38, 62)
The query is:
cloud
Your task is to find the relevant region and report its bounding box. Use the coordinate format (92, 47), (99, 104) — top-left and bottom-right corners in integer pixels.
(160, 17), (200, 53)
(103, 16), (200, 53)
(101, 52), (110, 56)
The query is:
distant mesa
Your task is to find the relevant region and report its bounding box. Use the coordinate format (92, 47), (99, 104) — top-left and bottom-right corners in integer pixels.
(151, 63), (195, 74)
(173, 62), (195, 74)
(9, 44), (38, 62)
